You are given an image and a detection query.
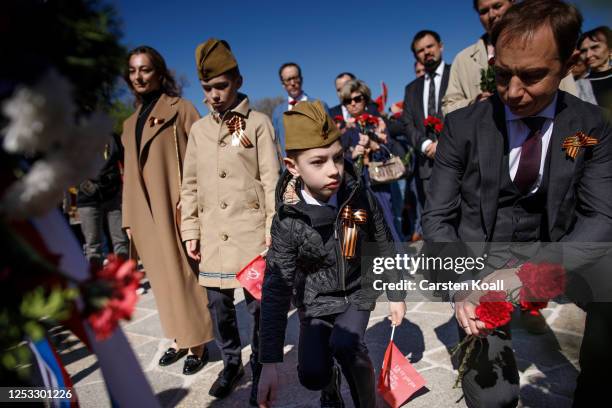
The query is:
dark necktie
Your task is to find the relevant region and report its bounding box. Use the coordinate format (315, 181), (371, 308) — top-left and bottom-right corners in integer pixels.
(427, 72), (437, 117)
(514, 116), (547, 195)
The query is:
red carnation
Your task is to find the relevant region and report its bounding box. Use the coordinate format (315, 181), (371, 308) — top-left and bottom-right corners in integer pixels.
(333, 115), (344, 123)
(86, 256), (143, 340)
(475, 291), (514, 329)
(424, 115), (443, 135)
(517, 262), (566, 302)
(519, 295), (548, 316)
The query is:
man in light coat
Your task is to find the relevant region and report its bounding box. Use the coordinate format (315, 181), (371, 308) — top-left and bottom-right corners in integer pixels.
(442, 0), (578, 115)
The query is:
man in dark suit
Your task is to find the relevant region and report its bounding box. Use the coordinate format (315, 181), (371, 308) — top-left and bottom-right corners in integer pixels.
(423, 1), (612, 407)
(401, 30), (451, 212)
(329, 72), (380, 120)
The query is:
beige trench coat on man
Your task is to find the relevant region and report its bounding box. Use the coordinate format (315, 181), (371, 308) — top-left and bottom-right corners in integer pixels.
(121, 93), (213, 349)
(180, 95), (280, 289)
(442, 36), (579, 115)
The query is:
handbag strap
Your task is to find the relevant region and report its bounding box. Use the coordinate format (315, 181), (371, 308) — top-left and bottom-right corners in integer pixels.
(378, 143), (395, 158)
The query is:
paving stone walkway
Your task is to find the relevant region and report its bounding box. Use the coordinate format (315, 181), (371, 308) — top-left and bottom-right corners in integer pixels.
(56, 281), (585, 408)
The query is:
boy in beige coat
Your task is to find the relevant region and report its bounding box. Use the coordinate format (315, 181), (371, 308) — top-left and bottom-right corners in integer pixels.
(180, 39), (280, 405)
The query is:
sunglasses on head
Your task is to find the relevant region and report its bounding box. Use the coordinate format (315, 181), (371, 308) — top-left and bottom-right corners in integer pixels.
(343, 94), (365, 105)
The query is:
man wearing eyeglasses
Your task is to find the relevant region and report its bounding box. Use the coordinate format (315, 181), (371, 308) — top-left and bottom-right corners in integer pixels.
(272, 62), (328, 154)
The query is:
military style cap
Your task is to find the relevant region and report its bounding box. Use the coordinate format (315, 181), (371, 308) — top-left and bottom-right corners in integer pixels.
(283, 101), (341, 151)
(195, 38), (238, 81)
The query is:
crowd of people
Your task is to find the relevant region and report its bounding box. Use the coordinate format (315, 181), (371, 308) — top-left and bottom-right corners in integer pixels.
(70, 0), (611, 407)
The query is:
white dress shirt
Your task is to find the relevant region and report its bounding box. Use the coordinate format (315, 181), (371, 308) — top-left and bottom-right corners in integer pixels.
(422, 60), (446, 118)
(421, 61), (446, 153)
(341, 105), (351, 121)
(505, 93), (557, 194)
(288, 93), (309, 111)
(301, 188), (338, 208)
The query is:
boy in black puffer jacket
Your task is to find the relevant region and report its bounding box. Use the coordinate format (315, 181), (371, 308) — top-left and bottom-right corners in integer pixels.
(257, 101), (406, 408)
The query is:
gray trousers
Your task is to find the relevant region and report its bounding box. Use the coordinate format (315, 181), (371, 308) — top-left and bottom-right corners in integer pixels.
(78, 195), (129, 265)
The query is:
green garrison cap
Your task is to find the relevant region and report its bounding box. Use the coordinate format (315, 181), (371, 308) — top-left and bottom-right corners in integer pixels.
(195, 38), (238, 81)
(283, 100), (341, 151)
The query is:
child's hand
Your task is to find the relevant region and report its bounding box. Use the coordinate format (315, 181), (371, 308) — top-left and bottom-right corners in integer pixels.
(388, 302), (407, 326)
(186, 239), (201, 262)
(265, 236), (272, 248)
(258, 363), (279, 407)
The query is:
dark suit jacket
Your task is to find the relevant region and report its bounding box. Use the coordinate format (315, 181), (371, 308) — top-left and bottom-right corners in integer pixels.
(423, 92), (612, 246)
(401, 64), (451, 180)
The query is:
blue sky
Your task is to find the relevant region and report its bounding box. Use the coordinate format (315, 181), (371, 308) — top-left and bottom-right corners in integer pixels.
(113, 0), (610, 113)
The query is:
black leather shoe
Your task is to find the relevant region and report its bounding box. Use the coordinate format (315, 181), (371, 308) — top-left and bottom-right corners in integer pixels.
(320, 366), (344, 408)
(209, 363), (245, 399)
(182, 348), (209, 375)
(158, 347), (187, 367)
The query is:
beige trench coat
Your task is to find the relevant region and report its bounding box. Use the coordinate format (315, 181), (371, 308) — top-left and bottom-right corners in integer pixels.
(121, 93), (213, 348)
(442, 37), (579, 115)
(180, 95), (280, 289)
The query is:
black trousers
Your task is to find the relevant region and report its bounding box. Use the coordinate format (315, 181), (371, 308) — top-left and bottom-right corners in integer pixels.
(456, 321), (520, 408)
(573, 302), (612, 407)
(206, 287), (260, 368)
(297, 304), (375, 408)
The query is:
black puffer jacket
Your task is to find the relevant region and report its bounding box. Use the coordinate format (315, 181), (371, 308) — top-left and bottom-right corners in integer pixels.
(259, 162), (404, 363)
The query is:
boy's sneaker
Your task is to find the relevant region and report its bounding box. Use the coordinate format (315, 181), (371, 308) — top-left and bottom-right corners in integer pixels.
(320, 366), (344, 408)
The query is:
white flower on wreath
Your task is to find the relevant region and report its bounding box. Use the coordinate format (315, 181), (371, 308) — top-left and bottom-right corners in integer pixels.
(1, 69), (111, 219)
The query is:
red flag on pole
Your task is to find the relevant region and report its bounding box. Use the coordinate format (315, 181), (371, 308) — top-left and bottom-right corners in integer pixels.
(377, 325), (426, 407)
(236, 252), (267, 300)
(374, 81), (388, 113)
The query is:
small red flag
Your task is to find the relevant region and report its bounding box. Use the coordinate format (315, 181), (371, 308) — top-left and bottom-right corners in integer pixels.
(374, 81), (388, 113)
(377, 327), (426, 407)
(236, 253), (266, 300)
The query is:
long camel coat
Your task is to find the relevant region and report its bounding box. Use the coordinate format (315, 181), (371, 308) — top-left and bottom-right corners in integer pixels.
(121, 93), (213, 348)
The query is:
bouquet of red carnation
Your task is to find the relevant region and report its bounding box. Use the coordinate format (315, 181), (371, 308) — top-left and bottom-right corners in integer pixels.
(423, 115), (443, 135)
(513, 262), (566, 315)
(356, 113), (379, 134)
(451, 290), (514, 388)
(353, 113), (381, 171)
(82, 255), (144, 340)
(451, 262), (566, 387)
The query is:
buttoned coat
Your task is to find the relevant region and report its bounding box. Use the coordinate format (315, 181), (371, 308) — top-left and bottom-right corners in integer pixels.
(180, 94), (280, 288)
(121, 93), (213, 348)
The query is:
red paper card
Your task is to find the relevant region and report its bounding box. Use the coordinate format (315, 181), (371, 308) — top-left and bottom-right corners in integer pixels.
(377, 340), (426, 407)
(236, 254), (266, 300)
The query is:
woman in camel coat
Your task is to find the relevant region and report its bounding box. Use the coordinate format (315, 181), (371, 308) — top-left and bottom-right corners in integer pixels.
(121, 46), (213, 375)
